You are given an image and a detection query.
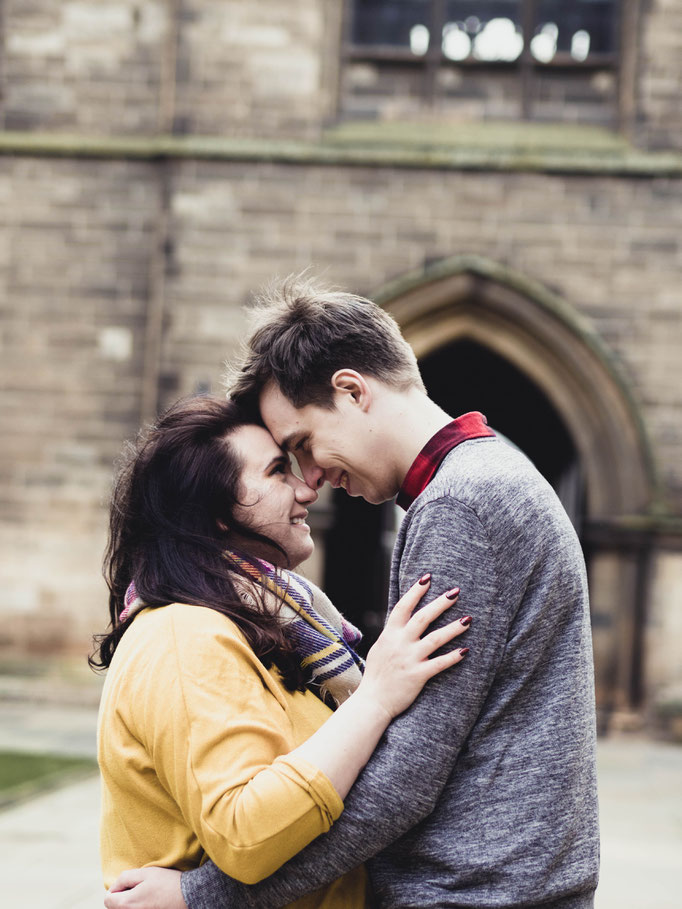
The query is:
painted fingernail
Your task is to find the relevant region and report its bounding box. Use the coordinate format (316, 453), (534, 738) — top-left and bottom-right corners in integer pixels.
(446, 587), (460, 599)
(460, 615), (472, 626)
(459, 647), (470, 656)
(419, 573), (431, 585)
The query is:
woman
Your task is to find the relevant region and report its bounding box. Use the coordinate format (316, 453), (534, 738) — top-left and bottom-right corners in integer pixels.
(95, 395), (470, 908)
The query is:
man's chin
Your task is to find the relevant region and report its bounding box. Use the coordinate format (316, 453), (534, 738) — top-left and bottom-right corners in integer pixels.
(359, 488), (395, 506)
(342, 476), (396, 505)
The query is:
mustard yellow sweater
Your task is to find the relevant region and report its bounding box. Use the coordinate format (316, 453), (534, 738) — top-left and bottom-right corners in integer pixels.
(98, 603), (367, 908)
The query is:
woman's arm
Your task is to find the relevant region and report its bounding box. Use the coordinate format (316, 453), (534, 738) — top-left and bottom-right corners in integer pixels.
(291, 576), (468, 798)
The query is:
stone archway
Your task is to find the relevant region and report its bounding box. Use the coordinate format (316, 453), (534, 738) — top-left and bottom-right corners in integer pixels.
(373, 254), (658, 521)
(371, 255), (659, 727)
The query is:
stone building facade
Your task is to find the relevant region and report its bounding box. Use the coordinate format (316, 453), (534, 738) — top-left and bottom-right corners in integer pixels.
(0, 0), (680, 732)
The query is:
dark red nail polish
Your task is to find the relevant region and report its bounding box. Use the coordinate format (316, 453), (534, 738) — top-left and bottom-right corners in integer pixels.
(459, 647), (469, 655)
(446, 587), (460, 599)
(419, 573), (431, 585)
(460, 615), (472, 626)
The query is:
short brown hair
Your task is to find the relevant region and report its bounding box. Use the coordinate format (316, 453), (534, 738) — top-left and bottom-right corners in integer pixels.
(227, 275), (424, 413)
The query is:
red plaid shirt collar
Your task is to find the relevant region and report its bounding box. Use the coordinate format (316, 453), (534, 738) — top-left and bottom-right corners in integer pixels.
(396, 412), (495, 511)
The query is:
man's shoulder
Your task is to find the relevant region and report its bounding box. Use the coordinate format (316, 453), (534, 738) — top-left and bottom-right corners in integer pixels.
(402, 436), (574, 556)
(412, 436), (541, 510)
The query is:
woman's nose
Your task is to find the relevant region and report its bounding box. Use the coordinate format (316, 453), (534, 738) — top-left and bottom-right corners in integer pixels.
(295, 476), (318, 504)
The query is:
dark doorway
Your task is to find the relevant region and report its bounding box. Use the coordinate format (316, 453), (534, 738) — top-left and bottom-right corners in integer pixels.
(324, 338), (584, 652)
(420, 340), (578, 495)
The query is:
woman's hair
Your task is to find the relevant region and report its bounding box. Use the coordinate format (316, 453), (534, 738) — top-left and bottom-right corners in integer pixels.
(90, 395), (308, 690)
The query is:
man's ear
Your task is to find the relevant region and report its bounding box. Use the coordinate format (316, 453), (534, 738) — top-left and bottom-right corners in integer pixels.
(330, 369), (372, 412)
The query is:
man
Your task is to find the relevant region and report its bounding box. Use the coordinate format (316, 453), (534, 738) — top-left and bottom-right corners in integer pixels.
(109, 278), (599, 908)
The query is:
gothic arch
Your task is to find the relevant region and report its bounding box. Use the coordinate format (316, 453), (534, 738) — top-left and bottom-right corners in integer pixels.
(373, 255), (658, 522)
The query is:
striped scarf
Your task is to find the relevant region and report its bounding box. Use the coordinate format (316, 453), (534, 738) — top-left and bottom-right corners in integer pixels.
(120, 553), (364, 707)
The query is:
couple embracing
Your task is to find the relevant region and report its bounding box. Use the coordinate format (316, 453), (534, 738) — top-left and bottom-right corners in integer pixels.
(96, 278), (599, 909)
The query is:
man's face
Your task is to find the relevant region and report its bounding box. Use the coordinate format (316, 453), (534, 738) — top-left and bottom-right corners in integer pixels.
(259, 382), (400, 505)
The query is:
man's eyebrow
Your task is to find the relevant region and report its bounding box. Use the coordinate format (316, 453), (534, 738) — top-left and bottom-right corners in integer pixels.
(280, 433), (300, 453)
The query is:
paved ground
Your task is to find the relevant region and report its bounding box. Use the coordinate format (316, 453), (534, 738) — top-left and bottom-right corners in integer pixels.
(596, 737), (682, 908)
(0, 701), (681, 908)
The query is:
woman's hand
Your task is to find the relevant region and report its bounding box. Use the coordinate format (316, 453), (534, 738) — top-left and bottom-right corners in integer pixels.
(359, 574), (470, 720)
(104, 867), (184, 909)
(275, 575), (470, 801)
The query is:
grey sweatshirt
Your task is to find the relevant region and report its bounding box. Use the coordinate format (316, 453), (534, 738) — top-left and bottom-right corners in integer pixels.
(181, 436), (599, 908)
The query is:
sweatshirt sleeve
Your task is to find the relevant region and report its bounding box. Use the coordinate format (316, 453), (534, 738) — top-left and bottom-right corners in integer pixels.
(144, 608), (344, 885)
(181, 496), (510, 909)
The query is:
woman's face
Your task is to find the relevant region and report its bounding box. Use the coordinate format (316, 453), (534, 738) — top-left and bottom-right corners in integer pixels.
(229, 424), (318, 568)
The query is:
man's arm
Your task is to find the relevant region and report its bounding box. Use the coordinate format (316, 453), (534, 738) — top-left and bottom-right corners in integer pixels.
(182, 498), (510, 909)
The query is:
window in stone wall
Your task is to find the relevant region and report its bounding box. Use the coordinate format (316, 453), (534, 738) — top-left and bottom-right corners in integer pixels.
(345, 0), (621, 124)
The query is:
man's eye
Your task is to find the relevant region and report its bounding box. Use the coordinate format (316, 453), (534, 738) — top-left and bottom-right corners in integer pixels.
(270, 463), (286, 475)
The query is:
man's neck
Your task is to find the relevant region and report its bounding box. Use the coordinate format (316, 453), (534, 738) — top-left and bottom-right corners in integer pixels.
(382, 389), (453, 486)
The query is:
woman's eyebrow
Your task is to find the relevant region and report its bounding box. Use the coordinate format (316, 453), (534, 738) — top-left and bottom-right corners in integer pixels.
(265, 454), (288, 472)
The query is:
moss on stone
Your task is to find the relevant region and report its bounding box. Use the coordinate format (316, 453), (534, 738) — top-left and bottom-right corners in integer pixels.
(0, 129), (680, 177)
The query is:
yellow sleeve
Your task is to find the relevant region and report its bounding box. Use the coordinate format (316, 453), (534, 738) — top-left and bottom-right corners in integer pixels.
(138, 606), (344, 884)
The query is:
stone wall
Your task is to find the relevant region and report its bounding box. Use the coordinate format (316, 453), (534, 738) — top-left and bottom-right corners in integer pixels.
(2, 1), (681, 146)
(637, 0), (682, 149)
(0, 155), (159, 649)
(342, 58), (618, 128)
(342, 0), (682, 148)
(1, 0), (681, 718)
(1, 152), (681, 665)
(165, 161), (682, 502)
(2, 1), (164, 133)
(0, 0), (337, 138)
(172, 0), (338, 138)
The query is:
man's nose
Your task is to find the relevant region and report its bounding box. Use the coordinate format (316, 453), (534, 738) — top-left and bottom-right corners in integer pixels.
(301, 462), (326, 491)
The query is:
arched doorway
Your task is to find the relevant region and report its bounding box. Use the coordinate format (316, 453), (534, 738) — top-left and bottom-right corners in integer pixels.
(325, 340), (582, 646)
(324, 256), (658, 729)
(420, 338), (583, 527)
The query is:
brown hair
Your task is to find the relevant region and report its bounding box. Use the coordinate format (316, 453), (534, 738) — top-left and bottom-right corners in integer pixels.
(90, 395), (307, 690)
(227, 274), (424, 415)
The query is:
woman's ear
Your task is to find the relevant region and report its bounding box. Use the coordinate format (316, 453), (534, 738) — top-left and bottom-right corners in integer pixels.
(217, 519), (230, 533)
(330, 369), (372, 412)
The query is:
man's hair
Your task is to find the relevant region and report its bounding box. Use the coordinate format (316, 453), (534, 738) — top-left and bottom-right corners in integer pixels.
(228, 274), (425, 413)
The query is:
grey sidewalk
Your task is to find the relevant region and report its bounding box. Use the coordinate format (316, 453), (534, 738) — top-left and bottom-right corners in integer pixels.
(1, 701), (681, 908)
(0, 702), (102, 908)
(595, 737), (682, 909)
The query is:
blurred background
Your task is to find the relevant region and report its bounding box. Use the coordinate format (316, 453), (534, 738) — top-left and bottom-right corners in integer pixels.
(0, 1), (681, 906)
